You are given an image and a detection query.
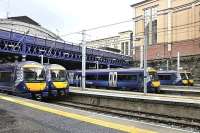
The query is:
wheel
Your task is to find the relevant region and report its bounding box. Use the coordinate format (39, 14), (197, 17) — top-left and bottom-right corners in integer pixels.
(57, 90), (62, 96)
(31, 93), (37, 100)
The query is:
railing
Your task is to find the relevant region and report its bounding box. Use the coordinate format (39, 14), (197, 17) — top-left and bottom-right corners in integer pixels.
(0, 29), (132, 66)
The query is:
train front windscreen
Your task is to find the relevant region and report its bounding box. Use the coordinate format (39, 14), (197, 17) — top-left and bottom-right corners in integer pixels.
(186, 73), (193, 79)
(149, 72), (159, 81)
(180, 73), (188, 80)
(23, 68), (45, 82)
(50, 69), (67, 82)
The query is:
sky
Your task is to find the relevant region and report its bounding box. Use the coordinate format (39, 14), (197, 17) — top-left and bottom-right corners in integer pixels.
(0, 0), (142, 43)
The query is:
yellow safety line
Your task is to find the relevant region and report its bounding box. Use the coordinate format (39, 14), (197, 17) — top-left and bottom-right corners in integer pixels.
(0, 95), (156, 133)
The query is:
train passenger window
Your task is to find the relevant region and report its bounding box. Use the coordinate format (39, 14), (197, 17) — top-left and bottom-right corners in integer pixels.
(118, 75), (137, 81)
(158, 75), (171, 80)
(98, 75), (109, 81)
(86, 75), (97, 80)
(0, 72), (12, 82)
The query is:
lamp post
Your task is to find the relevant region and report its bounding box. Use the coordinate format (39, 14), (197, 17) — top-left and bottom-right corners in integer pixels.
(40, 55), (44, 65)
(95, 56), (101, 69)
(134, 36), (147, 94)
(177, 51), (180, 72)
(95, 61), (99, 69)
(81, 30), (86, 90)
(143, 29), (148, 94)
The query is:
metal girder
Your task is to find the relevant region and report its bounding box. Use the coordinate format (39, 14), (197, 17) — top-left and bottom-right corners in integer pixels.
(0, 29), (132, 67)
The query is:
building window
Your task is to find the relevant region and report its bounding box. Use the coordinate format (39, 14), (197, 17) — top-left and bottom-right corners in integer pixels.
(121, 42), (125, 54)
(125, 42), (129, 55)
(144, 6), (157, 45)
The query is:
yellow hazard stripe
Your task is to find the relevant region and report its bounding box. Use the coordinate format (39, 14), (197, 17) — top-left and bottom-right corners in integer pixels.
(0, 95), (156, 133)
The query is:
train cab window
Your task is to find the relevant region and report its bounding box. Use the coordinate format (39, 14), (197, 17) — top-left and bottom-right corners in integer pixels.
(24, 68), (45, 81)
(86, 75), (97, 80)
(50, 70), (67, 81)
(149, 72), (159, 81)
(180, 73), (187, 80)
(118, 75), (137, 81)
(0, 72), (12, 82)
(158, 75), (171, 80)
(98, 74), (109, 81)
(186, 73), (193, 79)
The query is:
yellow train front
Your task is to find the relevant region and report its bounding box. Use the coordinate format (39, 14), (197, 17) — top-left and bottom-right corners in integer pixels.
(45, 64), (69, 97)
(157, 70), (194, 86)
(19, 61), (47, 99)
(0, 61), (47, 99)
(147, 68), (161, 93)
(185, 72), (194, 86)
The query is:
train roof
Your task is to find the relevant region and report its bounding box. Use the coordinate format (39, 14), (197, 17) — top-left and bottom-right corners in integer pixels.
(157, 70), (177, 73)
(68, 67), (157, 73)
(0, 61), (43, 68)
(18, 61), (43, 68)
(69, 68), (145, 73)
(157, 70), (191, 74)
(44, 64), (66, 70)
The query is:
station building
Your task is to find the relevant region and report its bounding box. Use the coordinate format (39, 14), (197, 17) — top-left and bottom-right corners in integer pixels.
(0, 16), (65, 63)
(131, 0), (200, 81)
(0, 16), (63, 41)
(86, 31), (133, 56)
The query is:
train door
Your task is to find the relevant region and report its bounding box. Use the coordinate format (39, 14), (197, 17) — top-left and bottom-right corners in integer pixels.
(75, 74), (80, 87)
(108, 72), (112, 87)
(109, 72), (117, 87)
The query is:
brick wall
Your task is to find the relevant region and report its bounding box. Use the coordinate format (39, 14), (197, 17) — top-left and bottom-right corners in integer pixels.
(133, 38), (200, 83)
(134, 38), (200, 60)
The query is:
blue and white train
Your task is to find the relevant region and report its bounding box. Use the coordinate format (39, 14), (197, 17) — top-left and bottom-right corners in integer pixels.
(157, 70), (194, 86)
(44, 64), (69, 96)
(68, 68), (160, 93)
(0, 61), (47, 99)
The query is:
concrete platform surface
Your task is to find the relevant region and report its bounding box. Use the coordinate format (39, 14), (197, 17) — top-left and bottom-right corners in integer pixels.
(0, 93), (191, 133)
(69, 87), (200, 105)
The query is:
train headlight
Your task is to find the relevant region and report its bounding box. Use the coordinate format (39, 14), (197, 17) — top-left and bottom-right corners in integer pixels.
(189, 80), (194, 85)
(151, 81), (160, 88)
(182, 80), (188, 85)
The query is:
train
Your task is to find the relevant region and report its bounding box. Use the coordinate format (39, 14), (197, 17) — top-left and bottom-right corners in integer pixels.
(157, 70), (194, 86)
(0, 61), (69, 99)
(44, 64), (69, 96)
(0, 61), (46, 99)
(68, 68), (160, 93)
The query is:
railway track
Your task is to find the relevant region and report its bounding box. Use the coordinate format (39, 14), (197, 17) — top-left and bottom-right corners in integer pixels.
(2, 85), (200, 132)
(46, 97), (200, 132)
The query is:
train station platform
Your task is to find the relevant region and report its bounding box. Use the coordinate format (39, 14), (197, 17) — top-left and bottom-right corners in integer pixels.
(69, 86), (200, 104)
(160, 85), (200, 96)
(68, 86), (200, 127)
(0, 93), (188, 133)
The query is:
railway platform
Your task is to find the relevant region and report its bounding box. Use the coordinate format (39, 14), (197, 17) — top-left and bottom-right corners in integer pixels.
(0, 93), (189, 133)
(160, 85), (200, 96)
(68, 86), (200, 128)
